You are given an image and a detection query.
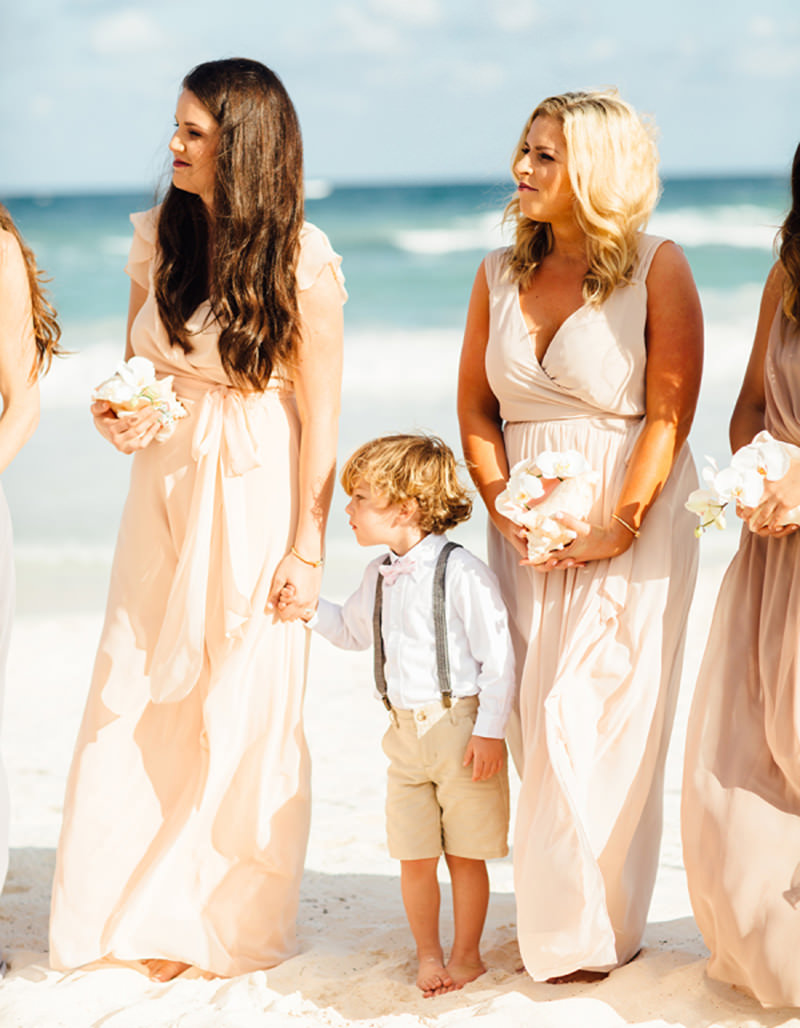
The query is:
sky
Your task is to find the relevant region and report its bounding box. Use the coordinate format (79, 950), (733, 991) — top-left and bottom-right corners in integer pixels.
(1, 0), (799, 195)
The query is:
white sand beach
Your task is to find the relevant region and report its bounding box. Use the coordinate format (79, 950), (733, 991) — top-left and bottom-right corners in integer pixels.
(1, 524), (799, 1028)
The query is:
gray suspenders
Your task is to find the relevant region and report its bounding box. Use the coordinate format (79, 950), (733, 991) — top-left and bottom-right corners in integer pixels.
(372, 541), (461, 712)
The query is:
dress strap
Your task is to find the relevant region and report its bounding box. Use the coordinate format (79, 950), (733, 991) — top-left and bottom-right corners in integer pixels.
(632, 233), (668, 283)
(484, 247), (512, 293)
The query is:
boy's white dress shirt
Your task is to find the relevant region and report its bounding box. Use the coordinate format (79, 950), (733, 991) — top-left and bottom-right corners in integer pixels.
(311, 533), (515, 739)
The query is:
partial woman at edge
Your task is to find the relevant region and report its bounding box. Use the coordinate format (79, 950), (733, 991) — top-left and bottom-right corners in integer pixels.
(0, 203), (63, 966)
(682, 141), (800, 1008)
(457, 89), (703, 979)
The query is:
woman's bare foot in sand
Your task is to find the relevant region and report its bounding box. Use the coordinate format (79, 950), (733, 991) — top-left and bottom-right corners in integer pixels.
(446, 956), (486, 989)
(417, 953), (454, 997)
(142, 959), (191, 982)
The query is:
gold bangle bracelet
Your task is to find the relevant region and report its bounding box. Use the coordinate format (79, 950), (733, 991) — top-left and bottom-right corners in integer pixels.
(290, 545), (324, 568)
(612, 513), (640, 539)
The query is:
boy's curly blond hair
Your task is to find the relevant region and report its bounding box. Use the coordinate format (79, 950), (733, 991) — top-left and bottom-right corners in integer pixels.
(340, 434), (472, 534)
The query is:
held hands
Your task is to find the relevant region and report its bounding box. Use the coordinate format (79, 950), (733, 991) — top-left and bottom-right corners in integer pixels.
(463, 735), (505, 782)
(266, 552), (322, 622)
(91, 400), (162, 454)
(526, 512), (634, 571)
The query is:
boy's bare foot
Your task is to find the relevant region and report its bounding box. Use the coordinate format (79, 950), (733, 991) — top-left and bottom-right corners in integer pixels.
(417, 954), (454, 997)
(446, 957), (486, 989)
(141, 959), (191, 982)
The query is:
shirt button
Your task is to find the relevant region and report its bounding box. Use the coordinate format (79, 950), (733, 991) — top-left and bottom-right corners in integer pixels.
(416, 710), (426, 722)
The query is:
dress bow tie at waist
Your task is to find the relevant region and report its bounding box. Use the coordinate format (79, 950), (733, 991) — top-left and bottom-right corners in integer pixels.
(148, 387), (267, 705)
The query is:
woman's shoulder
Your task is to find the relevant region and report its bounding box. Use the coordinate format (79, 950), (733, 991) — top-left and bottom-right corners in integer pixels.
(0, 228), (21, 264)
(632, 232), (671, 279)
(125, 205), (160, 288)
(297, 221), (346, 298)
(129, 205), (160, 243)
(0, 228), (28, 288)
(483, 246), (513, 291)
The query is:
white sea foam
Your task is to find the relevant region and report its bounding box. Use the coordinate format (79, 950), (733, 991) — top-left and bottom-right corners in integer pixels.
(101, 234), (134, 256)
(392, 212), (509, 255)
(305, 179), (333, 200)
(649, 206), (781, 250)
(41, 335), (126, 409)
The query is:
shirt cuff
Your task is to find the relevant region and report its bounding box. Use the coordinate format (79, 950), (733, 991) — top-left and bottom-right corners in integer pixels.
(473, 710), (508, 739)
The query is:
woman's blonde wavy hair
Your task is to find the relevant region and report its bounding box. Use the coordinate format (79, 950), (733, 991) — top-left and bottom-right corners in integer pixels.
(340, 434), (472, 535)
(505, 89), (661, 304)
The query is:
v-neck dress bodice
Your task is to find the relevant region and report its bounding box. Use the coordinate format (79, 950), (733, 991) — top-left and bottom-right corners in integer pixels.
(483, 235), (699, 978)
(486, 242), (650, 424)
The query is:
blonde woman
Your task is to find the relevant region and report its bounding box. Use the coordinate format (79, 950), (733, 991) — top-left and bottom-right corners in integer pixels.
(457, 90), (703, 979)
(0, 204), (62, 966)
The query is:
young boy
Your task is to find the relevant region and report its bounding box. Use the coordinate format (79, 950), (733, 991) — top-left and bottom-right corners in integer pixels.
(295, 434), (514, 998)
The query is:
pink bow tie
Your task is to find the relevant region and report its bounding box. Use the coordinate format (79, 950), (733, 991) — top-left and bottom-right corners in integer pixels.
(379, 555), (416, 585)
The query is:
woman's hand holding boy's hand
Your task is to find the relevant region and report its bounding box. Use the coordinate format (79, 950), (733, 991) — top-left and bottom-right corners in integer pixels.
(267, 557), (321, 622)
(463, 736), (505, 781)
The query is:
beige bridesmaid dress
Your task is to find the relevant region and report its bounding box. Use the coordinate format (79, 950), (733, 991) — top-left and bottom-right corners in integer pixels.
(484, 237), (699, 978)
(49, 209), (346, 977)
(682, 308), (800, 1008)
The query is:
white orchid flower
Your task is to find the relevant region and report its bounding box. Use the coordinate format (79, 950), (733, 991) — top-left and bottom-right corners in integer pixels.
(534, 449), (591, 480)
(116, 356), (157, 391)
(731, 434), (790, 482)
(685, 487), (727, 536)
(496, 459), (546, 522)
(712, 465), (764, 508)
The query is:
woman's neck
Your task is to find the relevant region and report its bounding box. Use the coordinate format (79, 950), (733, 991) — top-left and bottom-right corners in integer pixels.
(548, 216), (587, 264)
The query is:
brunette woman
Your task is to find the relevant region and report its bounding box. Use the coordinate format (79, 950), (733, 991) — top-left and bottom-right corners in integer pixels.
(49, 58), (345, 980)
(682, 142), (800, 1008)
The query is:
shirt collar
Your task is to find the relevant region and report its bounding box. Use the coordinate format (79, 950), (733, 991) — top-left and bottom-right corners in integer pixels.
(387, 533), (447, 577)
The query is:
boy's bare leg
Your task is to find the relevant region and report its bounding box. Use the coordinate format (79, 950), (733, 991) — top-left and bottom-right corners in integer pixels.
(444, 853), (489, 988)
(400, 857), (455, 997)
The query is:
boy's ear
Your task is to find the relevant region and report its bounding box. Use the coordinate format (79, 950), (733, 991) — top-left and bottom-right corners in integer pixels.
(398, 497), (420, 523)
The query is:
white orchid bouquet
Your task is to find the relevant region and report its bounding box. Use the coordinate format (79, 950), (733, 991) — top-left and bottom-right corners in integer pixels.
(93, 356), (187, 442)
(685, 430), (800, 536)
(495, 450), (600, 561)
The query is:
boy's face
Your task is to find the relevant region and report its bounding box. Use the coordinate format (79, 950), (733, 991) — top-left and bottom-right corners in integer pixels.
(345, 479), (407, 549)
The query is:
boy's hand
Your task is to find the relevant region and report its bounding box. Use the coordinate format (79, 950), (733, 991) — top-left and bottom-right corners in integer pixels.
(463, 735), (505, 781)
(273, 582), (316, 622)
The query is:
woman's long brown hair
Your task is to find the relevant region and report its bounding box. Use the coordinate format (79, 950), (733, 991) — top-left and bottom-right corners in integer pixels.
(154, 58), (305, 391)
(0, 204), (63, 377)
(779, 142), (800, 323)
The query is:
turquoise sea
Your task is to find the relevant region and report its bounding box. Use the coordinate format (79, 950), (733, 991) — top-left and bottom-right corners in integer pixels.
(1, 176), (790, 613)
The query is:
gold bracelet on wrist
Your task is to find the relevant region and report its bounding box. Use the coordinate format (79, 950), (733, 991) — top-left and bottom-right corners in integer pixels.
(612, 513), (640, 539)
(290, 545), (324, 568)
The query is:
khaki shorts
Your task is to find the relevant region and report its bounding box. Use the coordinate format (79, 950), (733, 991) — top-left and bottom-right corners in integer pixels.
(381, 695), (510, 861)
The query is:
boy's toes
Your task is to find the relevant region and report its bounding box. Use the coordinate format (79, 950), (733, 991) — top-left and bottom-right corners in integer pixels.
(417, 955), (454, 996)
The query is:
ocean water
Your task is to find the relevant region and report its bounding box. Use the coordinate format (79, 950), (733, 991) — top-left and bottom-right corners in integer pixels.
(1, 176), (790, 613)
